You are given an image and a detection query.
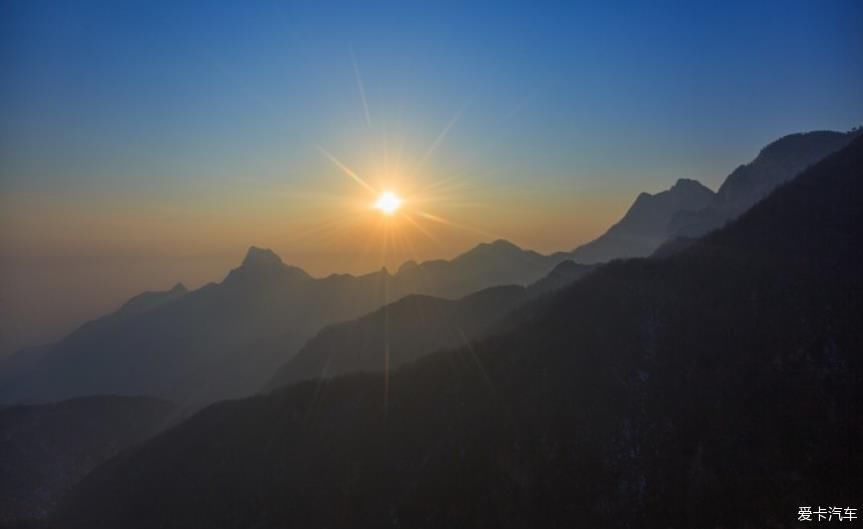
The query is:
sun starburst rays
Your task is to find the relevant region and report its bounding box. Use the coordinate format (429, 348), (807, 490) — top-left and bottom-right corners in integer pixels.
(305, 143), (502, 275)
(290, 53), (512, 415)
(374, 191), (402, 215)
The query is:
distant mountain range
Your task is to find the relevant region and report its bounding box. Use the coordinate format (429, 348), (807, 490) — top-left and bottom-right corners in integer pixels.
(1, 129), (857, 410)
(0, 240), (577, 407)
(0, 396), (174, 524)
(54, 135), (863, 529)
(570, 129), (860, 262)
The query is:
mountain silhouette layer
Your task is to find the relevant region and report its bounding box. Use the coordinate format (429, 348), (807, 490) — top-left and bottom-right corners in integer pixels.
(669, 129), (860, 238)
(570, 178), (715, 263)
(266, 261), (594, 391)
(0, 241), (574, 407)
(55, 136), (863, 528)
(572, 129), (860, 263)
(266, 285), (529, 390)
(4, 129), (853, 408)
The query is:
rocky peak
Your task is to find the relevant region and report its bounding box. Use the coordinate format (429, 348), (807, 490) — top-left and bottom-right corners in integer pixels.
(241, 247), (284, 269)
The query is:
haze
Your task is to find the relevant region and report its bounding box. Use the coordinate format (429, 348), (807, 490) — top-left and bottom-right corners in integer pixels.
(1, 0), (862, 354)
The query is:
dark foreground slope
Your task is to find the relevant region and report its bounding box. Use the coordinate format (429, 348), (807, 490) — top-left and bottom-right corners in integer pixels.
(0, 396), (174, 524)
(57, 138), (863, 528)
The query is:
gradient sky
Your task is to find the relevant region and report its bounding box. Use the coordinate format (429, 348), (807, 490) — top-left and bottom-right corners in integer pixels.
(1, 0), (862, 350)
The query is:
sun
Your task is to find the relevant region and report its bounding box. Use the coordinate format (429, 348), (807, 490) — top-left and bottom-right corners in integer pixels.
(374, 191), (402, 216)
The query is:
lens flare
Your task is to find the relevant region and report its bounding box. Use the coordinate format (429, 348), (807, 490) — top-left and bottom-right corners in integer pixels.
(374, 191), (402, 215)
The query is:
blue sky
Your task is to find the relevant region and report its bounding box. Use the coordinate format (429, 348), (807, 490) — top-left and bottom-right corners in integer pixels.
(1, 0), (861, 352)
(3, 0), (861, 200)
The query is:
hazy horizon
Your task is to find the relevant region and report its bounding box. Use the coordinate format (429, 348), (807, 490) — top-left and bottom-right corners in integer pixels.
(2, 0), (863, 353)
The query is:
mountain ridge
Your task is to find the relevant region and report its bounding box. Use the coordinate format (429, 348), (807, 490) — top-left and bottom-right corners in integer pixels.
(571, 128), (860, 262)
(569, 177), (715, 263)
(669, 128), (860, 238)
(55, 134), (863, 529)
(3, 128), (856, 408)
(265, 260), (595, 391)
(0, 239), (576, 406)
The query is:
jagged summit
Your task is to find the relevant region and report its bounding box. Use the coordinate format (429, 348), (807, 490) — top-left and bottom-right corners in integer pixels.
(449, 239), (549, 271)
(226, 246), (310, 284)
(671, 178), (712, 192)
(629, 180), (711, 209)
(169, 282), (187, 294)
(570, 178), (714, 263)
(462, 239), (525, 257)
(485, 239), (521, 250)
(241, 246), (284, 269)
(397, 260), (419, 273)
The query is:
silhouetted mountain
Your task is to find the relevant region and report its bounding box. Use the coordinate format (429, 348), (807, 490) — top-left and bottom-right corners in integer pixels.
(0, 396), (174, 524)
(266, 259), (594, 391)
(115, 283), (187, 317)
(224, 247), (312, 285)
(394, 239), (572, 298)
(266, 286), (529, 389)
(570, 178), (715, 263)
(55, 138), (863, 528)
(669, 129), (860, 238)
(527, 259), (595, 295)
(0, 242), (573, 406)
(570, 129), (860, 264)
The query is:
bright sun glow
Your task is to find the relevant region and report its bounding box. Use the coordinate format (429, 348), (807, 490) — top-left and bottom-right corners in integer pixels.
(374, 191), (402, 215)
